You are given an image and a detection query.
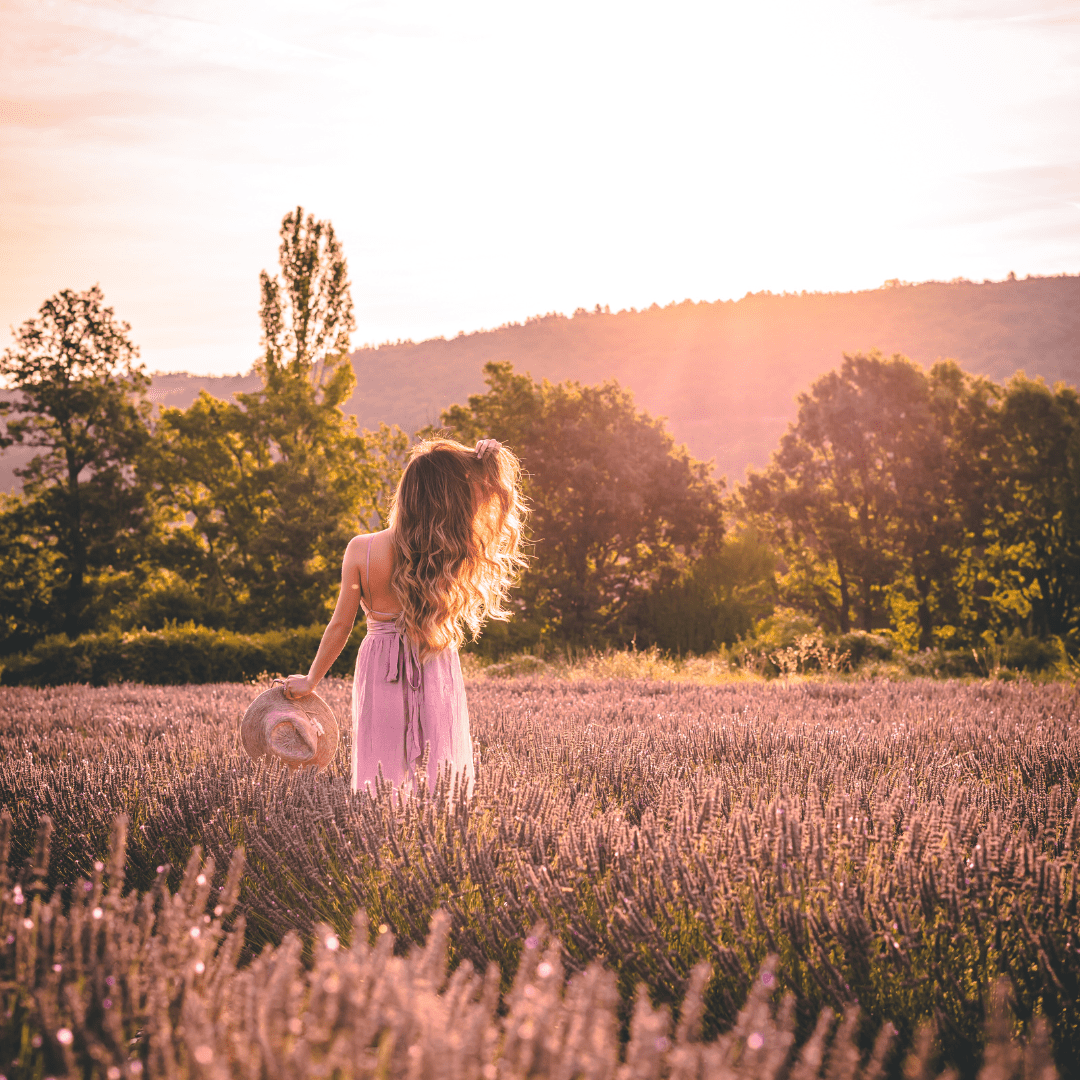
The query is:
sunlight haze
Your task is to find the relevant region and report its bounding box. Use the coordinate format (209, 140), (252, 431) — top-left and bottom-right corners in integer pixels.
(1, 0), (1077, 374)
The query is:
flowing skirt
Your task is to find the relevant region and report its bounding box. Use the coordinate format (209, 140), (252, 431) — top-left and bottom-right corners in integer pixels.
(351, 618), (474, 797)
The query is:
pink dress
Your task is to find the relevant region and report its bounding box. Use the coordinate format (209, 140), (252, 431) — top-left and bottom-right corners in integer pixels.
(351, 540), (475, 798)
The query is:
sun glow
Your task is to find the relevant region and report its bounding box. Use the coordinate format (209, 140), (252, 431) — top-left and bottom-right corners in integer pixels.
(1, 0), (1077, 373)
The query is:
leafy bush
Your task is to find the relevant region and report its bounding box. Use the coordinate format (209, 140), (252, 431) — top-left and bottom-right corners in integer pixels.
(745, 608), (822, 652)
(993, 632), (1065, 674)
(836, 631), (895, 665)
(1, 678), (1078, 1076)
(631, 532), (778, 656)
(901, 635), (1070, 680)
(0, 622), (366, 687)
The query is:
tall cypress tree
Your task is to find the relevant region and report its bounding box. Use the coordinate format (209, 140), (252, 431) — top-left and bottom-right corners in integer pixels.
(144, 208), (394, 630)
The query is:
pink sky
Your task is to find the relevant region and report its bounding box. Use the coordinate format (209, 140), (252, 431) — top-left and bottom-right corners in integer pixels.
(1, 0), (1078, 375)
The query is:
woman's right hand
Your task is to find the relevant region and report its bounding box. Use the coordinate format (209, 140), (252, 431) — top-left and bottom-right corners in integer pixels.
(475, 438), (501, 460)
(283, 673), (314, 700)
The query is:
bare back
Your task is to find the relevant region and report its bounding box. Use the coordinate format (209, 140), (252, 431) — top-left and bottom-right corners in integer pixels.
(359, 529), (401, 621)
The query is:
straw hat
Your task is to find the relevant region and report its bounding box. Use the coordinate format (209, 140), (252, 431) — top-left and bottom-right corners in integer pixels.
(240, 683), (339, 772)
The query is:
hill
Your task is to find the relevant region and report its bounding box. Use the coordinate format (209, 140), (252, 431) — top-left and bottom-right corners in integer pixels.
(345, 274), (1079, 483)
(1, 274), (1077, 491)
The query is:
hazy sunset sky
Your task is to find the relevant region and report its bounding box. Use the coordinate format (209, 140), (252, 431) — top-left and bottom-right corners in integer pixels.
(2, 0), (1078, 375)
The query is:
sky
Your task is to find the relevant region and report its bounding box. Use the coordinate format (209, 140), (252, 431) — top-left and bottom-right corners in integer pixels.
(1, 0), (1078, 376)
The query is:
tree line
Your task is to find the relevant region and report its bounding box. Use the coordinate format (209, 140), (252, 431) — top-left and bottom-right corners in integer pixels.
(2, 209), (1078, 663)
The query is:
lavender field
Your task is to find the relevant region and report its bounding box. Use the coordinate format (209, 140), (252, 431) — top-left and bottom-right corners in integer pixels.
(1, 676), (1078, 1079)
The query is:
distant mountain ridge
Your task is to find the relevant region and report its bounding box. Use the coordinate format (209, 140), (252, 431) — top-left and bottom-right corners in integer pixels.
(1, 275), (1077, 492)
(345, 274), (1079, 483)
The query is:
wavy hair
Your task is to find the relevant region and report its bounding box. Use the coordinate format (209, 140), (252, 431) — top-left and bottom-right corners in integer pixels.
(387, 438), (529, 658)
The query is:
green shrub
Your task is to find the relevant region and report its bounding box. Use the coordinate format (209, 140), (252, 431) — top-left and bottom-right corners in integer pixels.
(904, 648), (982, 678)
(902, 635), (1067, 680)
(747, 607), (821, 652)
(0, 622), (366, 687)
(836, 630), (895, 665)
(995, 632), (1064, 673)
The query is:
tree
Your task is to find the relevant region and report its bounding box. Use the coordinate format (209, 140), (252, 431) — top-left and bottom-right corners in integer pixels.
(0, 285), (151, 641)
(957, 375), (1080, 647)
(0, 492), (65, 652)
(142, 208), (398, 630)
(740, 352), (969, 644)
(737, 351), (1080, 654)
(260, 207), (354, 379)
(441, 362), (724, 644)
(631, 528), (777, 654)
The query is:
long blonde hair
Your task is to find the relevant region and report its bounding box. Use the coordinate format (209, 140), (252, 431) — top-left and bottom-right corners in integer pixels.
(387, 438), (528, 658)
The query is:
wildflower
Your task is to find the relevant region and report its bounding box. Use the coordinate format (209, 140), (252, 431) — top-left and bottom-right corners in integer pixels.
(56, 1029), (73, 1046)
(325, 934), (339, 951)
(748, 1033), (764, 1050)
(92, 908), (104, 920)
(193, 1047), (213, 1065)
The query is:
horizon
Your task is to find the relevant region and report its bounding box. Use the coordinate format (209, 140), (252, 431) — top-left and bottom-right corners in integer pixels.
(145, 271), (1078, 378)
(3, 0), (1079, 377)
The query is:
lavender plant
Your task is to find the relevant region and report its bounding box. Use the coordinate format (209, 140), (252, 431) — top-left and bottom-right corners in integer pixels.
(0, 814), (1060, 1080)
(1, 677), (1077, 1076)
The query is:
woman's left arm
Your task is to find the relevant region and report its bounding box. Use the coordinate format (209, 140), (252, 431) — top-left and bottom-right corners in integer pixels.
(284, 536), (366, 698)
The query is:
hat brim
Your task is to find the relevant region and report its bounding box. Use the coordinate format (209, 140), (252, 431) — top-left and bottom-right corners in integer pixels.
(241, 686), (340, 772)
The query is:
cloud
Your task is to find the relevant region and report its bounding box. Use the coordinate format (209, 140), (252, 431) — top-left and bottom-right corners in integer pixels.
(912, 163), (1080, 229)
(872, 0), (1080, 26)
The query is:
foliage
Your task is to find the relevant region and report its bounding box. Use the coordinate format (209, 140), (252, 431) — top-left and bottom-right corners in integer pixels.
(441, 362), (724, 645)
(740, 353), (957, 640)
(740, 354), (1080, 655)
(140, 209), (400, 632)
(1, 678), (1078, 1076)
(0, 285), (153, 645)
(0, 491), (65, 652)
(629, 529), (777, 654)
(0, 622), (366, 687)
(960, 373), (1080, 648)
(259, 206), (355, 376)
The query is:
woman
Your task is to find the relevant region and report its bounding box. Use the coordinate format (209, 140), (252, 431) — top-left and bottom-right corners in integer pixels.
(283, 437), (527, 796)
